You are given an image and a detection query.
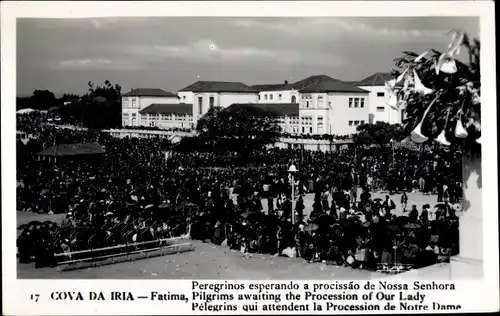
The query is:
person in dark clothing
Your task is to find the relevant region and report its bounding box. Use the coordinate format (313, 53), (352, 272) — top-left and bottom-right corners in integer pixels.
(360, 188), (371, 204)
(409, 204), (419, 223)
(295, 196), (305, 220)
(419, 204), (429, 227)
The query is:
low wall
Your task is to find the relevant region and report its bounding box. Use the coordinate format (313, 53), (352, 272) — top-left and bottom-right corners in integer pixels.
(56, 236), (194, 272)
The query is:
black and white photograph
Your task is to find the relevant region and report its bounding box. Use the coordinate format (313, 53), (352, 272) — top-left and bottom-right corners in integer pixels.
(2, 1), (498, 315)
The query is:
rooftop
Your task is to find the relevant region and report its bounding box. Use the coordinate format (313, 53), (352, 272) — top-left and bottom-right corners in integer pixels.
(227, 103), (299, 117)
(251, 84), (293, 92)
(123, 88), (178, 98)
(355, 72), (393, 86)
(292, 75), (368, 93)
(179, 81), (258, 93)
(139, 103), (193, 115)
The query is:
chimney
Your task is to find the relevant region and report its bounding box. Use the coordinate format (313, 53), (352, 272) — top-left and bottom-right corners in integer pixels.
(284, 80), (288, 85)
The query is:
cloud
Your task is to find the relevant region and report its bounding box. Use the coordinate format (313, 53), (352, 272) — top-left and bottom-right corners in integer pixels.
(231, 18), (449, 42)
(126, 39), (343, 66)
(25, 17), (156, 30)
(52, 58), (142, 70)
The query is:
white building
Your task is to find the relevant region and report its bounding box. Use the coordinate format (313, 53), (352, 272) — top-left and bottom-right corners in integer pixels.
(251, 82), (300, 104)
(226, 103), (300, 134)
(296, 75), (370, 135)
(178, 81), (259, 123)
(139, 104), (194, 129)
(121, 88), (181, 127)
(228, 75), (370, 136)
(355, 72), (404, 125)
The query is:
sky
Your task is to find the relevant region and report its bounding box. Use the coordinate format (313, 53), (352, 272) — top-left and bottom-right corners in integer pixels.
(17, 17), (479, 97)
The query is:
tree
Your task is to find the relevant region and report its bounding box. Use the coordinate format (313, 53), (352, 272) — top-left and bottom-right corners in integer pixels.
(353, 122), (406, 146)
(194, 105), (280, 153)
(58, 80), (122, 129)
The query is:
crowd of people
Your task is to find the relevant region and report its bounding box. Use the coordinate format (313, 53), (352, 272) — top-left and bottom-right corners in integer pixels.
(16, 114), (462, 271)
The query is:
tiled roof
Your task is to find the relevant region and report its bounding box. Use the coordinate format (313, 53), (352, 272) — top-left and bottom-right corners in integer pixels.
(139, 103), (193, 115)
(292, 75), (368, 93)
(251, 84), (292, 92)
(343, 81), (358, 85)
(355, 72), (393, 86)
(227, 103), (299, 117)
(179, 81), (258, 93)
(123, 88), (178, 97)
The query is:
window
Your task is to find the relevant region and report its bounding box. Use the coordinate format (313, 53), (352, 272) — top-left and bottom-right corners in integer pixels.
(198, 97), (203, 115)
(377, 106), (385, 112)
(354, 99), (359, 108)
(279, 94), (282, 100)
(354, 120), (360, 126)
(317, 116), (324, 126)
(302, 127), (305, 133)
(349, 121), (353, 126)
(317, 96), (324, 107)
(377, 92), (385, 97)
(132, 99), (137, 108)
(258, 95), (261, 100)
(360, 120), (365, 124)
(291, 96), (296, 103)
(270, 94), (273, 100)
(349, 98), (353, 108)
(310, 127), (313, 133)
(264, 94), (268, 100)
(306, 101), (309, 108)
(360, 99), (365, 108)
(209, 96), (214, 108)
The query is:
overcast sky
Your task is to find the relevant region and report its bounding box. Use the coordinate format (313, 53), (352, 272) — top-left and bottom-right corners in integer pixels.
(17, 17), (479, 96)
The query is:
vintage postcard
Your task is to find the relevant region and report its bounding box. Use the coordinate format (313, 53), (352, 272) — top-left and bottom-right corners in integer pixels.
(2, 1), (498, 315)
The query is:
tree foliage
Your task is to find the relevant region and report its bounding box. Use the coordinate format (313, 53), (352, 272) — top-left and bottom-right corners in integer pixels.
(191, 105), (280, 152)
(17, 90), (59, 111)
(353, 122), (406, 146)
(58, 80), (122, 129)
(390, 31), (480, 153)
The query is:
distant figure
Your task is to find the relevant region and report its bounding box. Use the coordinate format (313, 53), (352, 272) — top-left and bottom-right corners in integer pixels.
(419, 204), (429, 227)
(400, 191), (408, 212)
(409, 205), (419, 223)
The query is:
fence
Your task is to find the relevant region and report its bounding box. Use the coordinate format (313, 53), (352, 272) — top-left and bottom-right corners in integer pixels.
(56, 236), (194, 272)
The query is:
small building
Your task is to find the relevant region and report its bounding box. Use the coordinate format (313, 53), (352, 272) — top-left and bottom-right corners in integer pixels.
(252, 81), (299, 104)
(355, 72), (404, 125)
(121, 88), (180, 127)
(138, 103), (194, 129)
(178, 81), (259, 123)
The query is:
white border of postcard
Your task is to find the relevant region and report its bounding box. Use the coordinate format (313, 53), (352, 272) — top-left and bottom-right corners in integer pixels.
(2, 1), (498, 315)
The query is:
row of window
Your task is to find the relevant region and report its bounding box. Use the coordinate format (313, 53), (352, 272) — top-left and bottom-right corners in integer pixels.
(122, 121), (190, 129)
(123, 113), (191, 120)
(348, 120), (366, 126)
(348, 98), (365, 108)
(122, 98), (139, 108)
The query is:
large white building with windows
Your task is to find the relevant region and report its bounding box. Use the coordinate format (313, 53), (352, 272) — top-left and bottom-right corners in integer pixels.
(249, 75), (370, 135)
(121, 72), (404, 136)
(121, 88), (193, 129)
(354, 72), (404, 125)
(177, 81), (259, 123)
